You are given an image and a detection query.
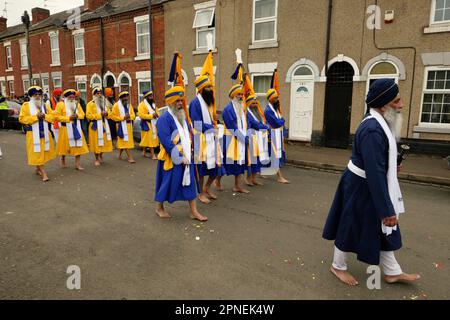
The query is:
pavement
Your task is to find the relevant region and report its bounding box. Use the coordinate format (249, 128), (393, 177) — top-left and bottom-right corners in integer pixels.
(0, 130), (449, 300)
(285, 142), (450, 187)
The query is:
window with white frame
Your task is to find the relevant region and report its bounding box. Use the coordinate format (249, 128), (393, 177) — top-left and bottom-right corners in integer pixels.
(431, 0), (450, 24)
(8, 81), (14, 97)
(90, 74), (102, 88)
(420, 68), (450, 125)
(136, 20), (150, 56)
(49, 31), (60, 65)
(252, 0), (278, 43)
(74, 33), (85, 63)
(5, 45), (12, 70)
(118, 73), (131, 92)
(76, 82), (87, 102)
(42, 77), (49, 94)
(252, 74), (272, 107)
(138, 80), (151, 102)
(53, 76), (62, 90)
(23, 79), (30, 93)
(20, 39), (28, 68)
(193, 3), (215, 51)
(365, 61), (399, 112)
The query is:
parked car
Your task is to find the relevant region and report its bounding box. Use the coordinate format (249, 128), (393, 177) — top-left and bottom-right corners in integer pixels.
(6, 100), (24, 132)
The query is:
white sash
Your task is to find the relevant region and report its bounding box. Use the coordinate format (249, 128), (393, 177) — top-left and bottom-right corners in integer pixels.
(64, 99), (83, 147)
(268, 103), (282, 159)
(348, 109), (405, 236)
(198, 94), (216, 169)
(29, 100), (50, 153)
(95, 98), (111, 147)
(248, 109), (269, 162)
(168, 108), (191, 186)
(144, 99), (158, 139)
(232, 101), (247, 164)
(118, 99), (129, 142)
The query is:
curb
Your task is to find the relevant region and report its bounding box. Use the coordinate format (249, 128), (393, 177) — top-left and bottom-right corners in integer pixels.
(286, 159), (450, 187)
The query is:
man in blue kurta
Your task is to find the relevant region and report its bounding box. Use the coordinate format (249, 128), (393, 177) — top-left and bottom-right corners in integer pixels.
(323, 79), (420, 286)
(222, 84), (250, 194)
(245, 94), (269, 186)
(264, 89), (290, 184)
(154, 86), (207, 222)
(189, 75), (220, 204)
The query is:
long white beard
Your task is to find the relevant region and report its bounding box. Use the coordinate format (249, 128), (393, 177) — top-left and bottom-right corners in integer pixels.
(94, 96), (104, 110)
(31, 97), (42, 108)
(171, 106), (186, 124)
(383, 107), (403, 142)
(66, 99), (77, 114)
(233, 98), (244, 116)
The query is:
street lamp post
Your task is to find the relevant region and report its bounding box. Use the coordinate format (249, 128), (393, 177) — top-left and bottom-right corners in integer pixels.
(21, 11), (33, 88)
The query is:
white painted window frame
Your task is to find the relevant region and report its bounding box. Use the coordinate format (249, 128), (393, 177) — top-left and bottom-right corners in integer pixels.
(5, 44), (12, 71)
(19, 39), (28, 69)
(193, 2), (216, 52)
(53, 76), (62, 90)
(134, 15), (151, 60)
(430, 0), (450, 25)
(72, 29), (86, 66)
(49, 31), (61, 66)
(252, 0), (278, 44)
(251, 72), (273, 103)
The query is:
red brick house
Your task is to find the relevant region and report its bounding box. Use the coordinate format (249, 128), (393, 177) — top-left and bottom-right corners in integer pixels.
(0, 0), (168, 107)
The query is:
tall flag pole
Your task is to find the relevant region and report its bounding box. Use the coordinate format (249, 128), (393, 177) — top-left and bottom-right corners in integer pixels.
(199, 33), (217, 128)
(168, 52), (191, 125)
(270, 69), (283, 115)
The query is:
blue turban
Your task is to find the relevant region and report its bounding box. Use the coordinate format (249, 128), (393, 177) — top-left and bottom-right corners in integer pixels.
(366, 79), (399, 109)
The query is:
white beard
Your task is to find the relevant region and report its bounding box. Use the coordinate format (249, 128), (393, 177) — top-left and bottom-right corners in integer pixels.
(171, 106), (185, 124)
(94, 96), (104, 110)
(383, 107), (403, 142)
(232, 98), (244, 116)
(65, 99), (77, 114)
(31, 97), (42, 107)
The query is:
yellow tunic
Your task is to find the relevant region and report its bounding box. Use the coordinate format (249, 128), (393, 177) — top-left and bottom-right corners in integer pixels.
(19, 102), (56, 166)
(86, 100), (113, 154)
(110, 102), (135, 149)
(54, 101), (89, 156)
(137, 101), (160, 148)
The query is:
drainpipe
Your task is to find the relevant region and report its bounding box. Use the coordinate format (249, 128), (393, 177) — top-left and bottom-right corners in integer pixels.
(373, 0), (417, 139)
(100, 17), (106, 83)
(322, 0), (333, 145)
(148, 0), (155, 92)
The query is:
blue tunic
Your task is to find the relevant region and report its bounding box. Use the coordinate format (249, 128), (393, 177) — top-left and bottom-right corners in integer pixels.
(322, 117), (402, 265)
(189, 96), (219, 178)
(247, 110), (269, 175)
(154, 111), (198, 203)
(222, 102), (247, 176)
(264, 105), (286, 168)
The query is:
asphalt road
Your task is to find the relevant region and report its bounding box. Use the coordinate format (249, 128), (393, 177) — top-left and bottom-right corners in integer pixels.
(0, 130), (449, 299)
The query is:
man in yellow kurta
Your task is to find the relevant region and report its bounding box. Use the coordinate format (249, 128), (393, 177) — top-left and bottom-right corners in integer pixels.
(19, 86), (56, 182)
(54, 89), (89, 170)
(138, 90), (159, 159)
(86, 87), (113, 166)
(110, 91), (136, 163)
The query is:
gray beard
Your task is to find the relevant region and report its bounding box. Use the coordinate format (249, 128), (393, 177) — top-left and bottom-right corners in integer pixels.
(232, 98), (244, 116)
(94, 96), (104, 109)
(31, 97), (42, 106)
(171, 106), (185, 124)
(383, 107), (403, 142)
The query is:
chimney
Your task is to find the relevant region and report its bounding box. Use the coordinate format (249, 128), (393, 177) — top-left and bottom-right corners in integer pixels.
(31, 7), (50, 24)
(0, 17), (6, 32)
(84, 0), (109, 11)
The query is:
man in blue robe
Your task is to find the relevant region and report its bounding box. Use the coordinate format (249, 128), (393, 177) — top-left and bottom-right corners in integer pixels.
(323, 79), (420, 286)
(264, 89), (289, 184)
(189, 75), (220, 204)
(154, 86), (207, 222)
(222, 84), (250, 194)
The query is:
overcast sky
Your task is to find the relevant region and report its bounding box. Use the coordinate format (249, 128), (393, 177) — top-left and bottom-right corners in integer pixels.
(3, 0), (84, 26)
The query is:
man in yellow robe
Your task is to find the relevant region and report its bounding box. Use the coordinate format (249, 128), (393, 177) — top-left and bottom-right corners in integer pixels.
(110, 91), (136, 163)
(138, 90), (159, 159)
(19, 86), (56, 182)
(86, 87), (113, 166)
(54, 89), (89, 170)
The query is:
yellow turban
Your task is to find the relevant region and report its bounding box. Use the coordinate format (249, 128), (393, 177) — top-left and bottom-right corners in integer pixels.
(118, 91), (129, 99)
(92, 87), (102, 95)
(266, 88), (278, 102)
(229, 84), (243, 98)
(165, 86), (185, 105)
(63, 89), (77, 97)
(245, 94), (257, 105)
(194, 75), (211, 92)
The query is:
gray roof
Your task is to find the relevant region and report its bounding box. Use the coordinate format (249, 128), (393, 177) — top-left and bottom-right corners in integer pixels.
(0, 0), (170, 40)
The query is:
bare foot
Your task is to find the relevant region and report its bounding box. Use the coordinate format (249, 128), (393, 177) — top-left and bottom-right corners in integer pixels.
(128, 159), (136, 164)
(330, 266), (359, 286)
(94, 160), (101, 167)
(205, 189), (218, 200)
(60, 160), (67, 168)
(117, 154), (123, 160)
(214, 180), (224, 191)
(198, 193), (211, 204)
(98, 156), (104, 163)
(253, 180), (264, 186)
(143, 154), (152, 159)
(190, 211), (208, 221)
(156, 208), (171, 219)
(76, 166), (84, 171)
(42, 175), (50, 182)
(277, 177), (290, 184)
(245, 178), (255, 187)
(35, 168), (42, 176)
(384, 273), (421, 284)
(233, 187), (250, 194)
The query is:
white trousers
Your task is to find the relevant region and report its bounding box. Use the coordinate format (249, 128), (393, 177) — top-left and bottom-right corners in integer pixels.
(332, 246), (402, 276)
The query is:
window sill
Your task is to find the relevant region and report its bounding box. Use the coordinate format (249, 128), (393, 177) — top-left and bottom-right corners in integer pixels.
(424, 24), (450, 34)
(50, 63), (61, 67)
(21, 66), (28, 70)
(5, 68), (12, 72)
(249, 41), (279, 50)
(192, 48), (217, 55)
(135, 54), (150, 61)
(413, 125), (450, 134)
(73, 61), (86, 67)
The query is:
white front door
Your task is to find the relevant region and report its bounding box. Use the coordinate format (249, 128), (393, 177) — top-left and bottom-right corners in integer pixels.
(289, 79), (314, 141)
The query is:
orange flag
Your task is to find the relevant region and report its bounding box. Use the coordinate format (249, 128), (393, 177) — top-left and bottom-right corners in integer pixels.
(200, 51), (217, 127)
(271, 69), (283, 115)
(243, 73), (266, 123)
(168, 52), (191, 125)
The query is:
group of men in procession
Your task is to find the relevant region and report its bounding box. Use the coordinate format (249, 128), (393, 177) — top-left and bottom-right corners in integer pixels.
(17, 52), (420, 287)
